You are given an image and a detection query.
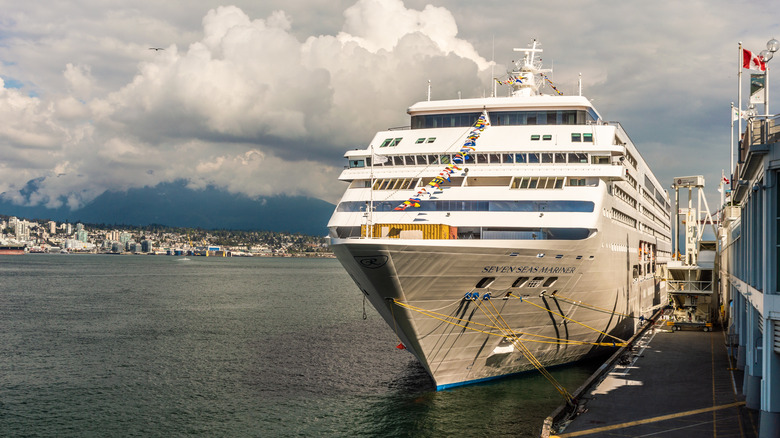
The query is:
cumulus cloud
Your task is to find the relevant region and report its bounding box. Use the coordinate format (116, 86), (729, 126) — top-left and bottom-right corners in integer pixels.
(0, 0), (490, 209)
(1, 0), (779, 212)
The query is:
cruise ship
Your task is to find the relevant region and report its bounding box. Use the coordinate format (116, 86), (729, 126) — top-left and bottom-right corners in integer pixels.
(327, 41), (672, 390)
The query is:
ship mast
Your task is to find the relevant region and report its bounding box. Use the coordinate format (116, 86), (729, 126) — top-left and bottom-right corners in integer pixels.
(510, 40), (552, 97)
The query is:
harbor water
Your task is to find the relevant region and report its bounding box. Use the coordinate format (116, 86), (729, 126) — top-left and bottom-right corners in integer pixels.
(0, 255), (599, 437)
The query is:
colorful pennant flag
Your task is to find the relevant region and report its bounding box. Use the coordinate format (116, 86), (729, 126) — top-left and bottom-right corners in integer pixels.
(394, 111), (490, 211)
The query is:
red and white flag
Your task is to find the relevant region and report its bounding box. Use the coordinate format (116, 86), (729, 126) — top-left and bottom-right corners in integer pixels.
(743, 49), (766, 71)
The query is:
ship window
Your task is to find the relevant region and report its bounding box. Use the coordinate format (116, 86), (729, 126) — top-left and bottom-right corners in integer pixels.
(568, 178), (586, 186)
(426, 137), (436, 143)
(427, 155), (439, 165)
(528, 153), (540, 163)
(415, 138), (426, 144)
(542, 135), (552, 141)
(554, 178), (564, 189)
(568, 153), (588, 163)
(405, 156), (416, 165)
(531, 135), (541, 141)
(527, 277), (545, 287)
(416, 155), (428, 165)
(466, 176), (512, 187)
(592, 155), (610, 164)
(515, 153), (528, 163)
(502, 153), (516, 163)
(541, 153), (553, 163)
(379, 138), (393, 147)
(554, 153), (566, 163)
(393, 156), (404, 166)
(583, 133), (593, 142)
(489, 153), (501, 163)
(512, 277), (530, 287)
(543, 277), (559, 287)
(476, 277), (496, 288)
(440, 155), (451, 164)
(555, 254), (563, 259)
(348, 159), (365, 168)
(572, 133), (582, 142)
(576, 255), (583, 260)
(390, 138), (402, 146)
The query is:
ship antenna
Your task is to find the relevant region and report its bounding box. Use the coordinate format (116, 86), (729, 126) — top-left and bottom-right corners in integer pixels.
(491, 34), (496, 97)
(427, 80), (431, 101)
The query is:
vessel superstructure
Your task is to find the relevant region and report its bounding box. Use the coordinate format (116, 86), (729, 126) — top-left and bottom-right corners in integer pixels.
(328, 41), (672, 389)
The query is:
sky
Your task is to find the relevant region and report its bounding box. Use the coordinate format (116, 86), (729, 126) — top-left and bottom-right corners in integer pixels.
(1, 0), (779, 211)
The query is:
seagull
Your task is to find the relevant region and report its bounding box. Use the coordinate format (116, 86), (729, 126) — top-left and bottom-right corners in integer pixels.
(149, 47), (164, 51)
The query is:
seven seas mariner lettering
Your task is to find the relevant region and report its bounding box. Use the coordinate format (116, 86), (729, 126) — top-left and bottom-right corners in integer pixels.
(481, 265), (577, 274)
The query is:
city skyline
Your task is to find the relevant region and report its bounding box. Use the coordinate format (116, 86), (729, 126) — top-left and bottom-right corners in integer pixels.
(0, 214), (329, 255)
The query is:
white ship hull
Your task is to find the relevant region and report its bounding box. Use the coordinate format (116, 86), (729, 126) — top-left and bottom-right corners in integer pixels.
(332, 218), (664, 389)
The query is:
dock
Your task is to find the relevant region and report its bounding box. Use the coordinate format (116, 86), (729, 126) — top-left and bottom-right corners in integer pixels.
(545, 325), (758, 437)
(542, 109), (780, 437)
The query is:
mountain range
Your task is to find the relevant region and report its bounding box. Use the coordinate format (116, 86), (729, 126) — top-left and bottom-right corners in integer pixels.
(0, 180), (335, 236)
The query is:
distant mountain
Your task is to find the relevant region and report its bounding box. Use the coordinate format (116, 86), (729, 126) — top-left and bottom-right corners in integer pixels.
(0, 180), (335, 236)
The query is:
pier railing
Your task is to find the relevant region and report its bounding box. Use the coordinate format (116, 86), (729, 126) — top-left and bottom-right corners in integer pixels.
(742, 114), (780, 163)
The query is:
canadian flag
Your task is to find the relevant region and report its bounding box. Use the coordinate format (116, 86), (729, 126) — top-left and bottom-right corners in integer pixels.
(743, 49), (766, 71)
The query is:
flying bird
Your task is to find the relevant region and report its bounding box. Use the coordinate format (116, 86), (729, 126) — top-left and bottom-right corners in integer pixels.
(149, 47), (164, 51)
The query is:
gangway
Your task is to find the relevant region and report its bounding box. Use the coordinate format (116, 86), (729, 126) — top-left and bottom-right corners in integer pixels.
(664, 176), (719, 331)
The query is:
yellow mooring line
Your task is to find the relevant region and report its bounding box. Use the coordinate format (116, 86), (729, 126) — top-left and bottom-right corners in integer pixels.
(550, 401), (746, 437)
(388, 291), (638, 405)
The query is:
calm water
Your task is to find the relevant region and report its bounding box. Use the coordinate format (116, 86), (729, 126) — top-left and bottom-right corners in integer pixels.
(0, 255), (599, 437)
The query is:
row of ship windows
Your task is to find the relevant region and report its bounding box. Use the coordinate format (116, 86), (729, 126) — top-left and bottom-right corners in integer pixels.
(608, 208), (671, 242)
(348, 152), (612, 168)
(376, 133), (593, 149)
(336, 200), (595, 213)
(356, 176), (599, 191)
(611, 178), (671, 221)
(330, 226), (594, 240)
(410, 110), (598, 129)
(614, 186), (671, 231)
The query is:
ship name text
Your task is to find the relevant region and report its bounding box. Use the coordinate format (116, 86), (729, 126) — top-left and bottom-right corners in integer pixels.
(481, 265), (576, 274)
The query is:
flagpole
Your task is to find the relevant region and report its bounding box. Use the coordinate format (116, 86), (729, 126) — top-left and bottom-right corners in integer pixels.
(738, 42), (743, 169)
(766, 66), (770, 116)
(730, 102), (735, 177)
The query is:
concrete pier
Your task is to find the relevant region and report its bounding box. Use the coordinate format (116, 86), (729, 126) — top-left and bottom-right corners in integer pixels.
(548, 327), (759, 437)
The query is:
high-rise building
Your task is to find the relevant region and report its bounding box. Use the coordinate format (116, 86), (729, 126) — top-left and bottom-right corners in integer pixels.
(49, 221), (57, 235)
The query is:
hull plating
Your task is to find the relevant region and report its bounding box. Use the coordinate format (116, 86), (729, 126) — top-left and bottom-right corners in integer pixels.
(332, 236), (662, 389)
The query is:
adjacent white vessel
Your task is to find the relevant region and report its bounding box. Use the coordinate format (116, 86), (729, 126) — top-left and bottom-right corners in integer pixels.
(328, 41), (672, 390)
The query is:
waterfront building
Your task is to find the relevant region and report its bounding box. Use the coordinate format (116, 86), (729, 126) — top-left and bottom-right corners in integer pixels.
(722, 112), (780, 436)
(48, 221), (56, 235)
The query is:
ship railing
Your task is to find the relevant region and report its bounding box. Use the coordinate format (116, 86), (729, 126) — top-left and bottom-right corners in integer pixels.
(667, 280), (713, 293)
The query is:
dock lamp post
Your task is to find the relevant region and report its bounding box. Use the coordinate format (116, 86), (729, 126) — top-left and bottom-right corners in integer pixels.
(759, 38), (779, 115)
